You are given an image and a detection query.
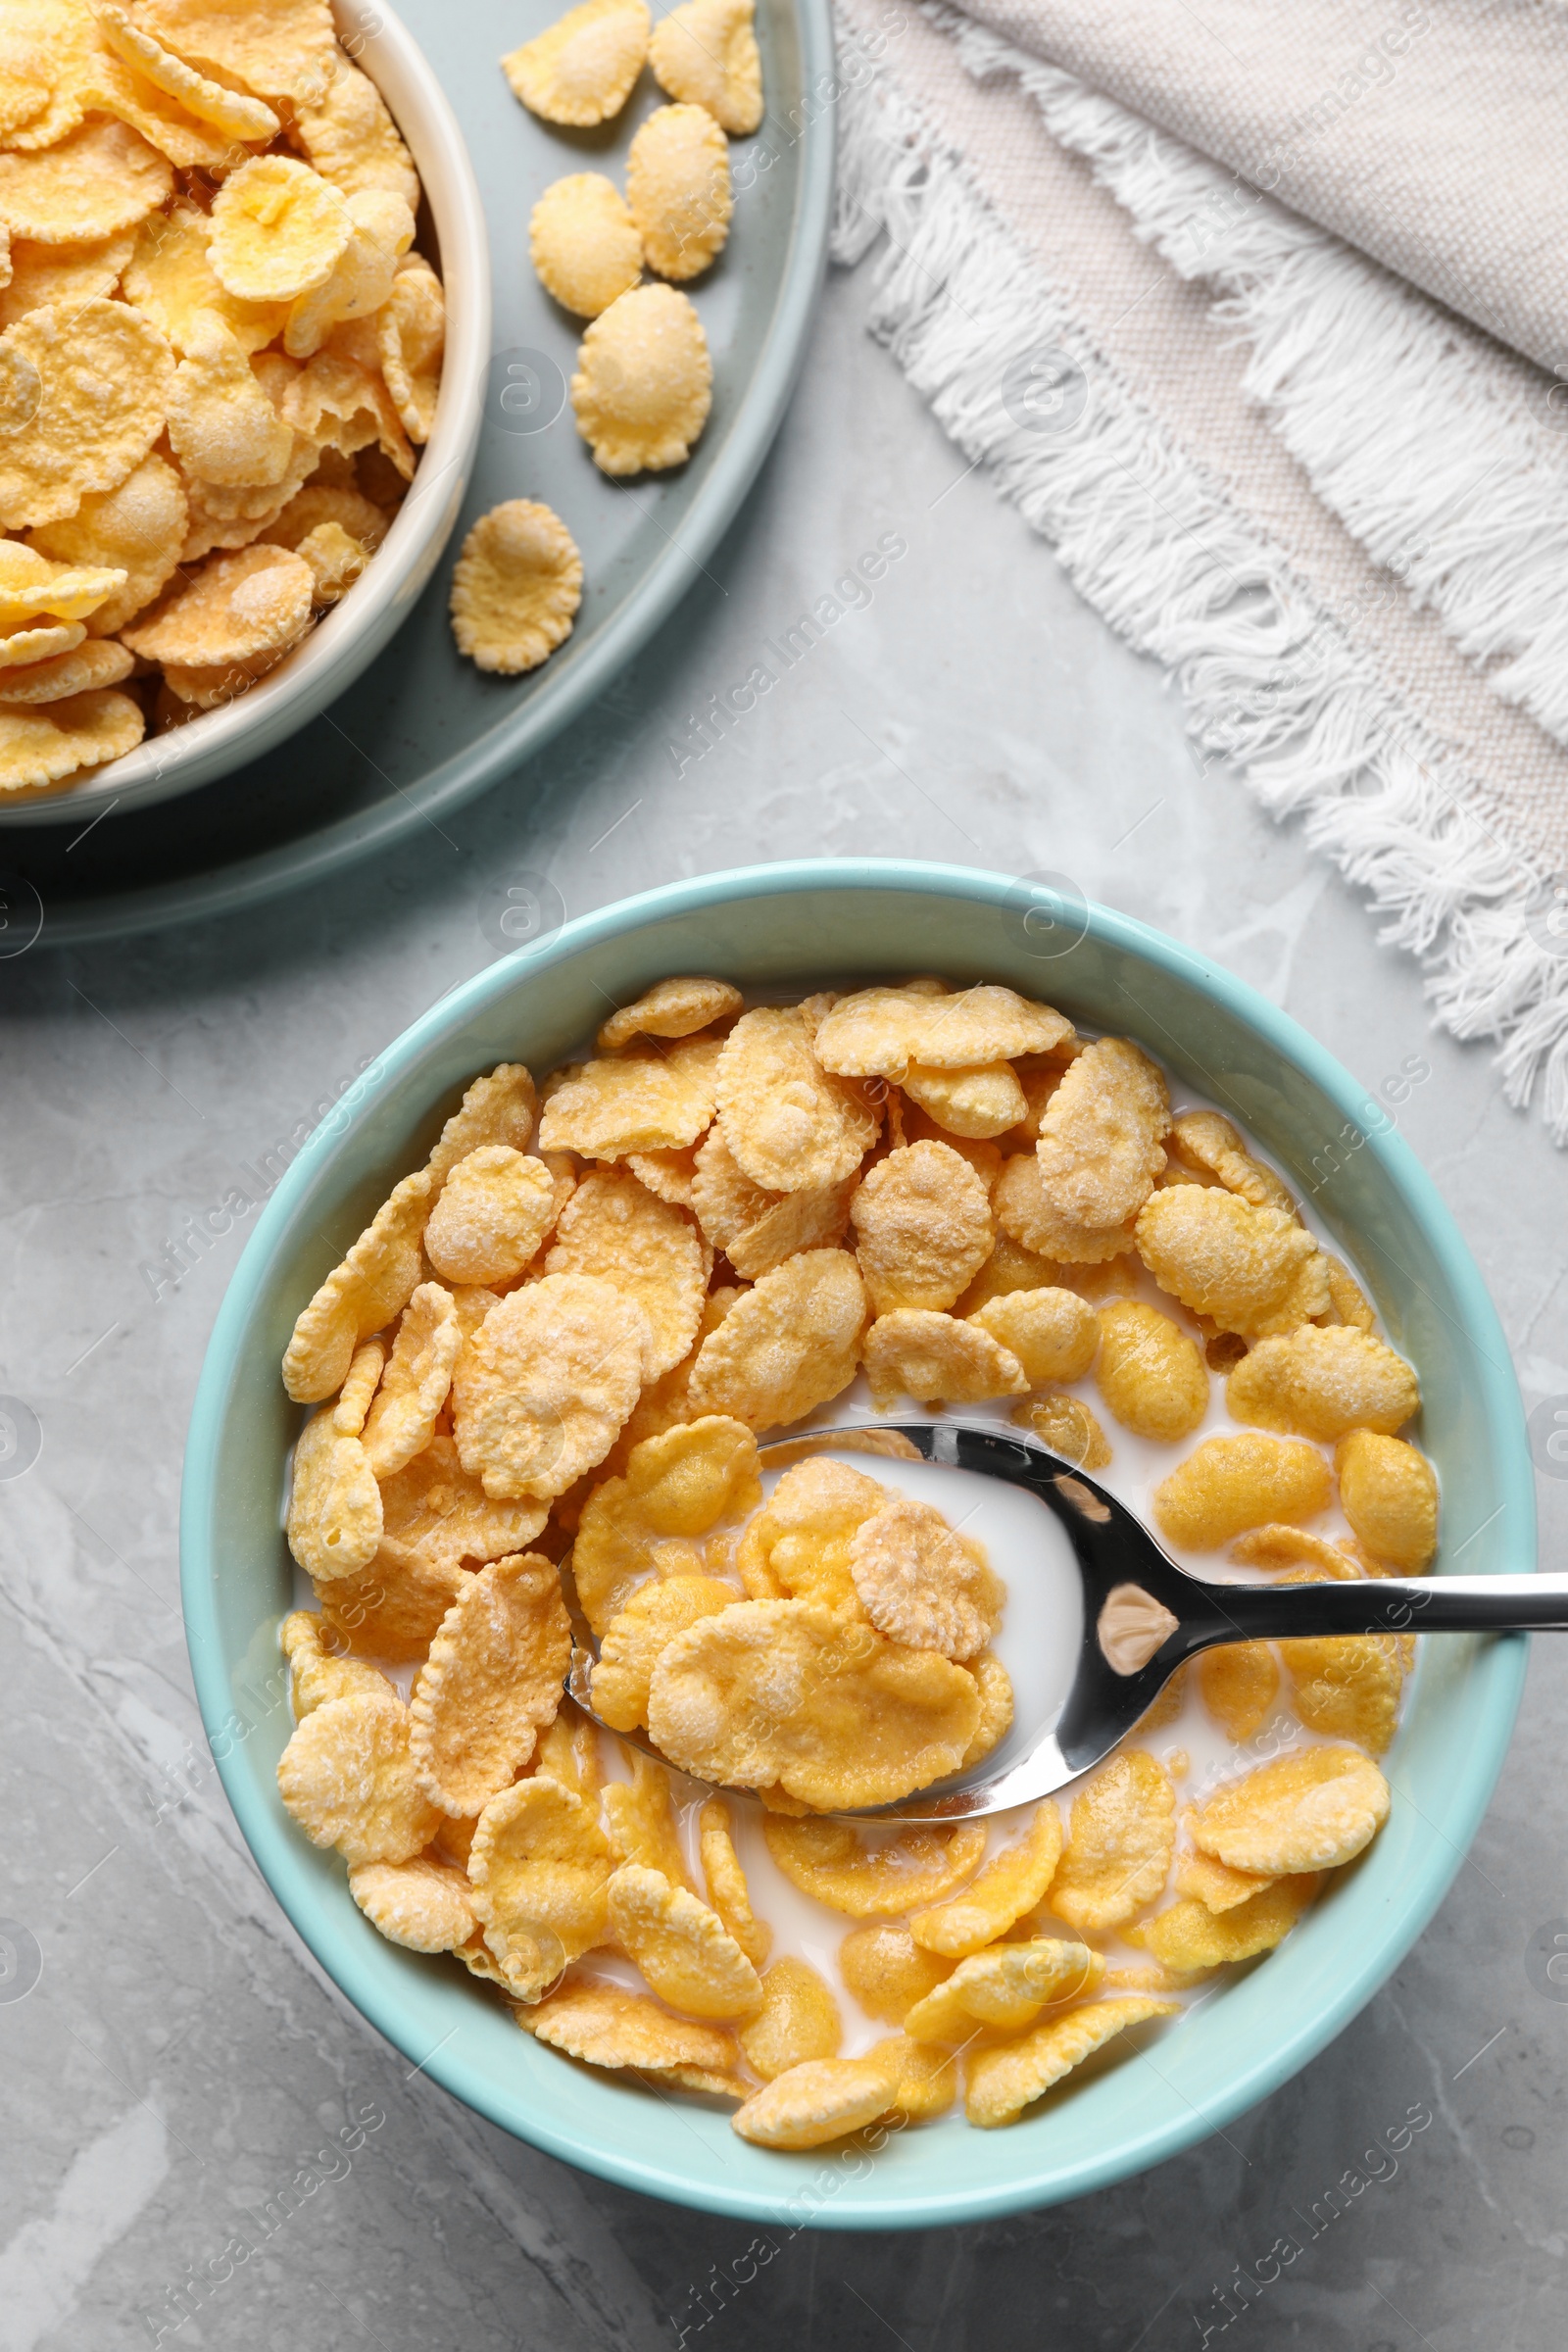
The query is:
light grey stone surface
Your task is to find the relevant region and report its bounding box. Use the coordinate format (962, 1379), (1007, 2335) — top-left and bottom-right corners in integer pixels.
(2, 246), (1566, 2352)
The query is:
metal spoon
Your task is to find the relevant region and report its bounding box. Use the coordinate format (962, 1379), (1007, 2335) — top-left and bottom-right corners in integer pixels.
(566, 1420), (1562, 1823)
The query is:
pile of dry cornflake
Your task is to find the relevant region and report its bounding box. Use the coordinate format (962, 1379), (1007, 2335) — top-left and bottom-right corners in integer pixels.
(0, 0), (446, 793)
(275, 974), (1436, 2141)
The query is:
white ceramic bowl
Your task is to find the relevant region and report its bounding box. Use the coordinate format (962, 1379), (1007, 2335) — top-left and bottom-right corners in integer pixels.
(0, 0), (491, 829)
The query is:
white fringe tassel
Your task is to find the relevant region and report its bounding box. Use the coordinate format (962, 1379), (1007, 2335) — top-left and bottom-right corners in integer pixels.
(832, 16), (1568, 1140)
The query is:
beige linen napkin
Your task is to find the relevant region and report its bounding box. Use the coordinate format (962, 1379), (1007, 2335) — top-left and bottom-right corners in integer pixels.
(831, 0), (1568, 1137)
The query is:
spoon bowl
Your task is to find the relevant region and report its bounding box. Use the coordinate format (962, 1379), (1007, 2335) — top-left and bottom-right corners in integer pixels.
(567, 1419), (1567, 1822)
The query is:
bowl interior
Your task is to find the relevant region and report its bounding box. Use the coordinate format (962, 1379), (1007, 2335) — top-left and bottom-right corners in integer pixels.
(0, 0), (490, 827)
(182, 863), (1531, 2226)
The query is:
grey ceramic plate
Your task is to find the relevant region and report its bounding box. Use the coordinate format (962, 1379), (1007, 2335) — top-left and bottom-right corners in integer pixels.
(2, 0), (834, 948)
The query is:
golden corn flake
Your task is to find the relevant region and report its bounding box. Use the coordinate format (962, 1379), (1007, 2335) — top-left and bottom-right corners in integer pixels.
(522, 1977), (740, 2079)
(723, 1174), (855, 1282)
(0, 687), (142, 789)
(28, 453), (187, 636)
(292, 56), (418, 210)
(1011, 1388), (1112, 1471)
(208, 155), (351, 305)
(648, 1598), (980, 1809)
(0, 541), (124, 627)
(764, 1816), (987, 1918)
(0, 224), (132, 328)
(864, 1308), (1027, 1410)
(539, 1042), (718, 1157)
(572, 1416), (760, 1633)
(691, 1124), (796, 1246)
(1033, 1037), (1170, 1248)
(994, 1151), (1134, 1267)
(316, 1537), (466, 1664)
(849, 1496), (1003, 1661)
(423, 1147), (555, 1288)
(286, 1409), (382, 1582)
(738, 1455), (884, 1612)
(879, 2034), (959, 2120)
(289, 518), (365, 603)
(410, 1551), (571, 1816)
(1227, 1325), (1420, 1444)
(591, 1573), (735, 1731)
(1134, 1876), (1319, 1981)
(530, 172), (643, 319)
(137, 0), (337, 106)
(282, 1168), (431, 1403)
(503, 0), (651, 126)
(468, 1774), (613, 1998)
(276, 1690), (439, 1867)
(1320, 1254), (1376, 1332)
(698, 1796), (770, 1966)
(600, 976), (741, 1053)
(545, 1167), (708, 1380)
(1173, 1846), (1276, 1914)
(904, 1938), (1102, 2042)
(1335, 1429), (1438, 1569)
(626, 103), (731, 282)
(901, 1060), (1026, 1141)
(124, 541), (314, 668)
(449, 498), (582, 675)
(0, 637), (133, 704)
(738, 1955), (842, 2081)
(851, 1141), (993, 1314)
(0, 114), (171, 247)
(964, 1995), (1179, 2130)
(1135, 1187), (1329, 1339)
(1283, 1633), (1404, 1755)
(572, 281), (711, 475)
(602, 1752), (694, 1887)
(279, 1609), (393, 1719)
(326, 1333), (383, 1432)
(1166, 1109), (1294, 1215)
(838, 1925), (955, 2023)
(427, 1061), (538, 1186)
(1197, 1642), (1280, 1741)
(1093, 1299), (1208, 1444)
(909, 1802), (1062, 1957)
(624, 1147), (698, 1208)
(349, 1854), (477, 1954)
(689, 1248), (869, 1431)
(608, 1863), (762, 2019)
(816, 983), (1069, 1082)
(732, 2044), (906, 2150)
(1050, 1752), (1176, 1936)
(91, 0), (279, 141)
(0, 622), (84, 669)
(716, 1004), (878, 1194)
(961, 1650), (1014, 1769)
(650, 0), (762, 131)
(1153, 1432), (1333, 1551)
(532, 1699), (604, 1802)
(0, 292), (172, 532)
(377, 254), (444, 443)
(283, 184), (414, 361)
(360, 1282), (460, 1480)
(1229, 1521), (1359, 1579)
(453, 1272), (651, 1501)
(1189, 1743), (1391, 1875)
(969, 1287), (1096, 1387)
(376, 1434), (547, 1577)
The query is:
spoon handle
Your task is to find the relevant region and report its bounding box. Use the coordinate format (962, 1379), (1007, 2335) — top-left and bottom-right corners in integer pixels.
(1183, 1573), (1568, 1647)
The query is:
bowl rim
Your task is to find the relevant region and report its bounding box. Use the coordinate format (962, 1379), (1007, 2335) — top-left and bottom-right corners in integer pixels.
(181, 858), (1532, 2226)
(0, 0), (492, 831)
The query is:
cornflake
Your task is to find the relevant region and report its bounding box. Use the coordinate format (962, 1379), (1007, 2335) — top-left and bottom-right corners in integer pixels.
(1032, 1037), (1170, 1252)
(0, 690), (143, 789)
(377, 1435), (548, 1575)
(450, 499), (582, 675)
(1335, 1430), (1438, 1570)
(276, 1690), (439, 1867)
(280, 1609), (393, 1718)
(650, 0), (763, 134)
(815, 982), (1072, 1081)
(864, 1308), (1027, 1409)
(903, 1939), (1102, 2042)
(572, 1416), (760, 1634)
(626, 103), (731, 282)
(0, 294), (172, 532)
(1188, 1744), (1391, 1875)
(378, 255), (444, 442)
(410, 1551), (572, 1816)
(603, 1754), (695, 1887)
(286, 1409), (382, 1582)
(1197, 1642), (1280, 1741)
(360, 1283), (460, 1480)
(1011, 1388), (1112, 1470)
(599, 975), (742, 1052)
(737, 1454), (884, 1612)
(838, 1925), (956, 2023)
(1282, 1633), (1404, 1755)
(427, 1061), (538, 1186)
(316, 1537), (466, 1664)
(961, 1651), (1014, 1767)
(572, 282), (710, 475)
(909, 1802), (1063, 1957)
(503, 0), (652, 127)
(531, 172), (644, 318)
(902, 1060), (1026, 1140)
(965, 1996), (1179, 2130)
(545, 1167), (708, 1380)
(1153, 1432), (1333, 1551)
(1050, 1752), (1176, 1935)
(1226, 1325), (1420, 1442)
(717, 1005), (878, 1194)
(282, 1169), (431, 1403)
(763, 1817), (988, 1918)
(689, 1249), (868, 1431)
(468, 1774), (613, 1998)
(739, 1956), (842, 2079)
(699, 1796), (770, 1966)
(968, 1287), (1097, 1386)
(849, 1495), (1003, 1660)
(608, 1864), (762, 2019)
(591, 1573), (736, 1731)
(1135, 1188), (1329, 1338)
(0, 638), (133, 704)
(348, 1855), (476, 1954)
(521, 1978), (741, 2082)
(995, 1152), (1134, 1267)
(1094, 1300), (1208, 1443)
(851, 1141), (994, 1313)
(539, 1042), (717, 1157)
(451, 1272), (651, 1500)
(731, 2045), (905, 2150)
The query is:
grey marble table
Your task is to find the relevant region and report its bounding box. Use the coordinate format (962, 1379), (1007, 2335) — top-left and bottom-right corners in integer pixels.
(3, 244), (1566, 2352)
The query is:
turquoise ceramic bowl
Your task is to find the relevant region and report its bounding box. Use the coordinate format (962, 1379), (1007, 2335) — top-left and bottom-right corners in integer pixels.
(181, 860), (1531, 2227)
